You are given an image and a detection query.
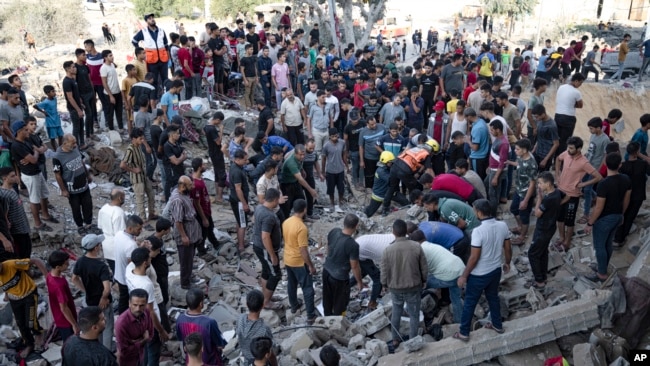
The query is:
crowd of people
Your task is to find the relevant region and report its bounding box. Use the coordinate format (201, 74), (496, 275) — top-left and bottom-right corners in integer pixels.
(0, 8), (649, 365)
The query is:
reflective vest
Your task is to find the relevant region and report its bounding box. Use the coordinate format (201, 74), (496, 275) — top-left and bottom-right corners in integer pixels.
(398, 147), (429, 172)
(142, 28), (169, 64)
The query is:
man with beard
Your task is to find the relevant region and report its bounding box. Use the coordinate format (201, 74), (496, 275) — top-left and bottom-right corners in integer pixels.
(71, 234), (114, 351)
(132, 13), (170, 92)
(115, 288), (154, 366)
(168, 175), (202, 289)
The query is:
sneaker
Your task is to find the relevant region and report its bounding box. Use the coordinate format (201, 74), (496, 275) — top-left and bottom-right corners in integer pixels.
(77, 226), (88, 235)
(335, 205), (344, 213)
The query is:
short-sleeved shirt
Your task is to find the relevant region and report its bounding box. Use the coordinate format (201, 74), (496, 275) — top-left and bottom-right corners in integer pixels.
(502, 104), (519, 132)
(0, 103), (25, 125)
(36, 98), (61, 128)
(203, 125), (222, 158)
(176, 313), (226, 365)
(359, 125), (386, 160)
(620, 159), (650, 200)
(420, 242), (465, 281)
(123, 143), (146, 184)
(586, 133), (610, 169)
(113, 231), (137, 285)
(356, 234), (395, 264)
(534, 118), (559, 160)
(323, 228), (360, 281)
(160, 92), (180, 121)
(308, 103), (332, 131)
(125, 262), (160, 319)
(163, 140), (185, 177)
(0, 259), (36, 300)
(75, 63), (94, 94)
(240, 56), (257, 77)
(271, 62), (290, 88)
(178, 47), (192, 78)
(322, 140), (346, 174)
(134, 112), (153, 142)
(256, 174), (280, 198)
(62, 76), (82, 111)
(121, 77), (137, 100)
(555, 84), (581, 116)
(52, 148), (89, 194)
(0, 188), (30, 234)
(438, 198), (479, 235)
(229, 163), (249, 203)
(11, 139), (40, 176)
(469, 119), (490, 159)
(440, 63), (465, 93)
(62, 336), (118, 366)
(169, 188), (202, 244)
(470, 218), (510, 276)
(282, 216), (309, 267)
(281, 154), (302, 184)
(514, 156), (538, 197)
(192, 178), (211, 216)
(528, 94), (544, 116)
(100, 63), (120, 94)
(596, 174), (631, 218)
(557, 152), (597, 197)
(253, 204), (282, 251)
(73, 255), (113, 305)
(537, 189), (562, 232)
(280, 98), (304, 127)
(418, 221), (465, 250)
(344, 121), (366, 152)
(377, 134), (405, 157)
(627, 128), (648, 160)
(129, 82), (157, 112)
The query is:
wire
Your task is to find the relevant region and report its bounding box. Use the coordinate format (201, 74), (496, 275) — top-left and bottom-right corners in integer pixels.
(272, 325), (331, 334)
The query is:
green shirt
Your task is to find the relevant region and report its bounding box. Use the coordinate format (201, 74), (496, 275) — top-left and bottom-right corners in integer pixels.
(281, 154), (302, 184)
(438, 198), (479, 235)
(514, 156), (538, 197)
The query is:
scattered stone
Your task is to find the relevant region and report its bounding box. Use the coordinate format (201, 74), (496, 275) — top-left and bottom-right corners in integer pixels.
(296, 348), (316, 366)
(572, 343), (607, 366)
(355, 308), (391, 336)
(497, 341), (561, 366)
(347, 334), (365, 350)
(259, 309), (281, 328)
(207, 302), (240, 332)
(365, 339), (389, 358)
(280, 329), (314, 358)
(402, 335), (424, 353)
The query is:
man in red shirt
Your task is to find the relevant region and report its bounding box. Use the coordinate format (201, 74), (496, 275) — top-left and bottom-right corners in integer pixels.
(46, 250), (78, 341)
(431, 173), (482, 204)
(115, 289), (153, 366)
(191, 158), (219, 260)
(177, 35), (196, 99)
(280, 6), (292, 32)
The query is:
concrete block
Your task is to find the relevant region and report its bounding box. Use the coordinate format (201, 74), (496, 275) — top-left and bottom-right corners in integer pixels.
(260, 309), (281, 327)
(208, 285), (224, 302)
(349, 349), (373, 364)
(296, 348), (316, 366)
(573, 343), (607, 366)
(355, 308), (391, 335)
(626, 234), (650, 285)
(497, 341), (561, 366)
(365, 339), (389, 358)
(548, 251), (565, 271)
(377, 298), (600, 366)
(40, 344), (62, 364)
(372, 326), (393, 342)
(198, 266), (214, 279)
(347, 334), (365, 350)
(315, 316), (350, 337)
(281, 329), (314, 358)
(208, 301), (240, 332)
(402, 335), (424, 353)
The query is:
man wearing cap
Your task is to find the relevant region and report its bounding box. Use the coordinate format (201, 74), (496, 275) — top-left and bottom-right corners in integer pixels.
(0, 88), (24, 144)
(132, 13), (169, 92)
(11, 120), (57, 232)
(71, 233), (114, 350)
(53, 134), (96, 235)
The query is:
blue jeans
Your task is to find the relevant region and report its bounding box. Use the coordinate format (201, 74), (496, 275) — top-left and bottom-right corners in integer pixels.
(286, 264), (316, 319)
(260, 76), (272, 107)
(487, 169), (507, 215)
(390, 289), (421, 341)
(592, 214), (623, 275)
(427, 275), (463, 323)
(460, 267), (502, 336)
(581, 174), (595, 217)
(350, 259), (381, 302)
(144, 329), (161, 366)
(611, 60), (625, 80)
(349, 150), (363, 186)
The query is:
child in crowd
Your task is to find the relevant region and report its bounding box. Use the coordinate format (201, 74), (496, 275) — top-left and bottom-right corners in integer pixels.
(34, 85), (63, 150)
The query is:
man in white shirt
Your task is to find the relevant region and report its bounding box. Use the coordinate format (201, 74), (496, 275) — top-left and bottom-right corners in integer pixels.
(455, 199), (511, 341)
(554, 73), (585, 156)
(125, 247), (170, 361)
(355, 233), (395, 309)
(97, 188), (126, 275)
(114, 214), (144, 314)
(409, 229), (465, 323)
(100, 49), (124, 131)
(280, 89), (307, 146)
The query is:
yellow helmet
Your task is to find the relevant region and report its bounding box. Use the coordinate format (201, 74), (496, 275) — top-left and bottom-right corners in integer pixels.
(379, 151), (396, 164)
(426, 139), (440, 153)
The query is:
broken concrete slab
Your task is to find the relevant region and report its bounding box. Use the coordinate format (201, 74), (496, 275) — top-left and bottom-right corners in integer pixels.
(365, 339), (389, 358)
(347, 334), (365, 350)
(572, 343), (607, 366)
(377, 298), (600, 366)
(280, 328), (314, 358)
(626, 233), (650, 285)
(207, 301), (240, 332)
(40, 344), (62, 364)
(355, 307), (391, 336)
(402, 335), (424, 353)
(497, 341), (561, 366)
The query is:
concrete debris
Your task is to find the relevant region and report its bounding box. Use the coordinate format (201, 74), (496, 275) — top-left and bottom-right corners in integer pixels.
(355, 308), (391, 336)
(347, 334), (365, 350)
(572, 343), (607, 366)
(280, 329), (314, 358)
(207, 301), (240, 332)
(626, 232), (650, 285)
(497, 341), (562, 366)
(401, 335), (424, 353)
(588, 329), (630, 364)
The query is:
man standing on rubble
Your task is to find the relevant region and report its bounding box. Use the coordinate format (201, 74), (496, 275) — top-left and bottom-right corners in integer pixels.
(381, 219), (428, 348)
(253, 188), (284, 310)
(322, 213), (364, 316)
(169, 175), (202, 290)
(132, 13), (169, 92)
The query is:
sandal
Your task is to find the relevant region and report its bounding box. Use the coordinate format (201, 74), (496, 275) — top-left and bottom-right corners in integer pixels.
(453, 332), (470, 342)
(577, 216), (589, 225)
(484, 322), (505, 334)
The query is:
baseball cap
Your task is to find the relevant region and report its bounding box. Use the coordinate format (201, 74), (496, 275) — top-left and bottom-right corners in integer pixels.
(434, 101), (445, 111)
(81, 233), (105, 251)
(144, 13), (155, 21)
(11, 121), (26, 137)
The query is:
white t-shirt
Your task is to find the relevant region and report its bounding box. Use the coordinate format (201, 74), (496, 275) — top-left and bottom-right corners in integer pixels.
(555, 84), (582, 116)
(280, 98), (305, 127)
(97, 204), (126, 261)
(100, 63), (120, 94)
(114, 230), (137, 285)
(470, 218), (511, 276)
(420, 242), (465, 281)
(522, 50), (536, 71)
(125, 262), (161, 319)
(357, 234), (395, 264)
(256, 174), (280, 198)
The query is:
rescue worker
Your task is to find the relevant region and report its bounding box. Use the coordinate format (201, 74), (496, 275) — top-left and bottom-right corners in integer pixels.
(132, 13), (169, 93)
(381, 136), (439, 216)
(364, 151), (409, 217)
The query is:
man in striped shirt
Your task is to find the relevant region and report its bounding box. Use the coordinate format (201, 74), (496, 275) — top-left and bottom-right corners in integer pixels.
(121, 128), (157, 224)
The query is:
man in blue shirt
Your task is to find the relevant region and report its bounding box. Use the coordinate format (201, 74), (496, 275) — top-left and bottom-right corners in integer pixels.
(418, 221), (470, 263)
(256, 132), (294, 156)
(376, 123), (405, 157)
(465, 107), (490, 180)
(626, 114), (650, 161)
(160, 80), (183, 126)
(638, 37), (650, 82)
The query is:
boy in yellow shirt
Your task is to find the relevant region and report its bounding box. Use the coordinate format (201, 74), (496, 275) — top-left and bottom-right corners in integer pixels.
(121, 64), (139, 133)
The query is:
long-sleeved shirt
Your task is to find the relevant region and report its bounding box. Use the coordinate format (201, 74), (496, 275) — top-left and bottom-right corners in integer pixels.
(115, 309), (153, 366)
(381, 237), (428, 293)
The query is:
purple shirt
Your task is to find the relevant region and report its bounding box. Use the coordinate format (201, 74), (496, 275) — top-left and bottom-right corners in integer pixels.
(115, 309), (153, 366)
(272, 62), (290, 88)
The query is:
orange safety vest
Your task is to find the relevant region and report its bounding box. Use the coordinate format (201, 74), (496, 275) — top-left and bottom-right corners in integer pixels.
(398, 147), (429, 172)
(142, 27), (169, 64)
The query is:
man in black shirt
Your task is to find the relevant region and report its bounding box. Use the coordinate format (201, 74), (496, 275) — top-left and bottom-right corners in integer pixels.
(71, 234), (115, 351)
(26, 116), (48, 179)
(204, 112), (227, 203)
(75, 48), (97, 140)
(419, 61), (439, 125)
(309, 24), (320, 45)
(207, 23), (228, 95)
(11, 121), (56, 232)
(343, 110), (366, 188)
(148, 219), (172, 332)
(129, 72), (157, 113)
(62, 306), (117, 366)
(230, 150), (250, 253)
(63, 60), (86, 148)
(615, 142), (650, 246)
(257, 99), (275, 136)
(528, 172), (561, 288)
(240, 44), (258, 110)
(245, 23), (260, 56)
(162, 124), (187, 200)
